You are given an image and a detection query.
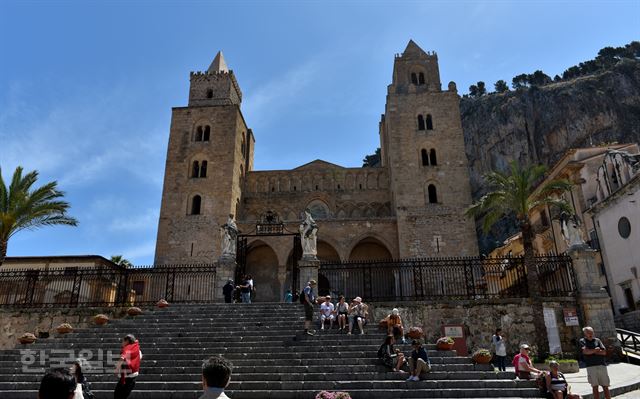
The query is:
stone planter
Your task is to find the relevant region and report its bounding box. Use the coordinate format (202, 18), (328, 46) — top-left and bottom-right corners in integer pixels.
(18, 333), (37, 345)
(407, 327), (423, 340)
(157, 299), (169, 308)
(94, 314), (109, 325)
(55, 323), (73, 334)
(436, 337), (455, 350)
(127, 307), (143, 316)
(472, 351), (493, 364)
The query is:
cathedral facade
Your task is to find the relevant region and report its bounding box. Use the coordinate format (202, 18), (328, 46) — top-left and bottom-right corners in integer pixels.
(155, 41), (479, 301)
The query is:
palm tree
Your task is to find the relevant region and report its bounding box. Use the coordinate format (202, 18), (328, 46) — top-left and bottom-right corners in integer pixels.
(110, 255), (133, 268)
(465, 161), (573, 358)
(0, 166), (78, 265)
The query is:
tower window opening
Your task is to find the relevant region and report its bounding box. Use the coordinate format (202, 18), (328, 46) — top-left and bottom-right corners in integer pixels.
(428, 184), (438, 204)
(418, 72), (425, 85)
(315, 185), (319, 190)
(200, 161), (208, 178)
(410, 73), (418, 85)
(421, 149), (429, 166)
(271, 187), (275, 192)
(417, 115), (425, 130)
(359, 183), (363, 190)
(337, 184), (341, 190)
(192, 161), (200, 178)
(203, 126), (211, 141)
(195, 126), (203, 142)
(191, 195), (202, 215)
(426, 114), (433, 130)
(429, 149), (437, 166)
(206, 89), (213, 99)
(293, 186), (297, 191)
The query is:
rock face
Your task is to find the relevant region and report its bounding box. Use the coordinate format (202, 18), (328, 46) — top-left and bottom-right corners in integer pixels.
(461, 59), (640, 249)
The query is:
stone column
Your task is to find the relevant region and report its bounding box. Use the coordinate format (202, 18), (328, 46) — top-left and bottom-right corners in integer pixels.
(216, 258), (236, 303)
(568, 246), (619, 354)
(298, 257), (320, 294)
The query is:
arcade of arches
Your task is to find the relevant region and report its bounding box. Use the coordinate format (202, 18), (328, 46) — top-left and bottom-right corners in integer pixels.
(244, 236), (392, 302)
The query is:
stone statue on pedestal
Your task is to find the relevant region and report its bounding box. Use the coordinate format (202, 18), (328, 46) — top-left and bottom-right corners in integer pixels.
(560, 212), (587, 249)
(220, 214), (239, 259)
(299, 208), (318, 259)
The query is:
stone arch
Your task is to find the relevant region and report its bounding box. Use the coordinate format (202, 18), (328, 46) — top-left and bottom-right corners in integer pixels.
(427, 183), (438, 204)
(377, 202), (392, 217)
(188, 193), (203, 215)
(317, 240), (340, 262)
(245, 240), (280, 302)
(307, 199), (330, 220)
(192, 119), (212, 142)
(348, 236), (393, 261)
(366, 173), (377, 189)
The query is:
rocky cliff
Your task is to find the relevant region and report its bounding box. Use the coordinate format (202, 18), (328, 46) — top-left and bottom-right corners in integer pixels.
(460, 59), (640, 251)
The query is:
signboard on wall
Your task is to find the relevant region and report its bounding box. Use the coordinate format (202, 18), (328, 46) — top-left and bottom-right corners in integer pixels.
(563, 308), (579, 326)
(544, 307), (562, 354)
(442, 325), (467, 356)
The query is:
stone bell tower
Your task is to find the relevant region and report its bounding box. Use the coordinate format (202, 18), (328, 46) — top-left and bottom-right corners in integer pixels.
(380, 40), (478, 257)
(155, 52), (254, 264)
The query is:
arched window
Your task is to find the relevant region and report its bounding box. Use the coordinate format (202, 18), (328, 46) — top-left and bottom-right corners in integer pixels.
(421, 149), (429, 166)
(429, 149), (437, 166)
(418, 72), (425, 85)
(206, 89), (213, 99)
(200, 161), (208, 178)
(428, 184), (438, 204)
(192, 161), (200, 178)
(426, 114), (433, 130)
(417, 115), (425, 130)
(411, 73), (418, 85)
(191, 195), (202, 215)
(203, 126), (211, 141)
(195, 126), (203, 142)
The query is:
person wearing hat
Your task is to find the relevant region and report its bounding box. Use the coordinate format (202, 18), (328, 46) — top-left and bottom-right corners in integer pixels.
(347, 296), (368, 335)
(386, 308), (406, 344)
(302, 280), (317, 335)
(513, 343), (541, 380)
(222, 279), (235, 304)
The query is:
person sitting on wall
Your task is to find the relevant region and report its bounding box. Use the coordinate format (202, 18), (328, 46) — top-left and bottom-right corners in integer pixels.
(378, 335), (407, 372)
(347, 297), (368, 335)
(513, 343), (541, 380)
(319, 295), (335, 330)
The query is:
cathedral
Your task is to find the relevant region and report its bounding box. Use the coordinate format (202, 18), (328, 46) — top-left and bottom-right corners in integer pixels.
(154, 40), (479, 301)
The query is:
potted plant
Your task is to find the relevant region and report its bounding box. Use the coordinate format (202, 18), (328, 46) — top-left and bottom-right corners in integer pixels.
(18, 332), (37, 344)
(315, 391), (352, 399)
(94, 314), (109, 325)
(127, 306), (143, 316)
(407, 327), (424, 339)
(436, 336), (455, 350)
(157, 299), (169, 308)
(472, 349), (493, 364)
(55, 323), (73, 334)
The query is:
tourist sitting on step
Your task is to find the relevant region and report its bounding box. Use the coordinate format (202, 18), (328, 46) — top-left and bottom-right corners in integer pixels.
(319, 295), (336, 330)
(199, 356), (232, 399)
(385, 308), (407, 344)
(513, 343), (541, 380)
(39, 367), (77, 399)
(347, 296), (368, 335)
(336, 295), (349, 331)
(545, 360), (582, 399)
(406, 339), (431, 382)
(378, 335), (407, 372)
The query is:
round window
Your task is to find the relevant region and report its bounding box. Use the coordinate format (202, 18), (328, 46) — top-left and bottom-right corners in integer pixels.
(618, 217), (631, 239)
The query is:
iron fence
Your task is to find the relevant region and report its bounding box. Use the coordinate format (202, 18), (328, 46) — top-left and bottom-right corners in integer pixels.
(0, 264), (216, 308)
(318, 255), (575, 301)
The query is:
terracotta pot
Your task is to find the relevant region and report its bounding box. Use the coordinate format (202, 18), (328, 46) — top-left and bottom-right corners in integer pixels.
(473, 352), (493, 364)
(437, 341), (454, 350)
(127, 307), (143, 316)
(407, 327), (423, 339)
(94, 314), (109, 325)
(56, 323), (73, 334)
(157, 299), (169, 308)
(18, 333), (37, 344)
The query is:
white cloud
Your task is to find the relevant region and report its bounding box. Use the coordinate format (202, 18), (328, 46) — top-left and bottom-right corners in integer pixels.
(108, 208), (159, 232)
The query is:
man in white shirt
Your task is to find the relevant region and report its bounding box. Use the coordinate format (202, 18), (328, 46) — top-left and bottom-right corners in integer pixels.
(319, 296), (335, 330)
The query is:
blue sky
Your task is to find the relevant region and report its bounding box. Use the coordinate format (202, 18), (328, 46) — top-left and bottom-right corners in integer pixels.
(0, 0), (638, 265)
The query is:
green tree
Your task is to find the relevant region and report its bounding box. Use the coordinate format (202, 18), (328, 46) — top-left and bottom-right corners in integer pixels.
(512, 74), (529, 89)
(465, 161), (573, 358)
(494, 80), (509, 93)
(528, 70), (552, 86)
(468, 84), (479, 97)
(362, 148), (381, 167)
(0, 166), (78, 265)
(110, 255), (133, 268)
(476, 81), (486, 96)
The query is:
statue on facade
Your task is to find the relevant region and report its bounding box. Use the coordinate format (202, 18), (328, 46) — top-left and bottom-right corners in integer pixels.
(220, 214), (239, 259)
(299, 208), (318, 259)
(560, 212), (587, 249)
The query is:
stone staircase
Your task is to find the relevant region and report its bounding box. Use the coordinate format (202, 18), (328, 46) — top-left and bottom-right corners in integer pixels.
(0, 303), (541, 398)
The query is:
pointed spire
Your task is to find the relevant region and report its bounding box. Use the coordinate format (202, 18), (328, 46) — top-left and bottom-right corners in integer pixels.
(208, 51), (229, 73)
(403, 40), (426, 56)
